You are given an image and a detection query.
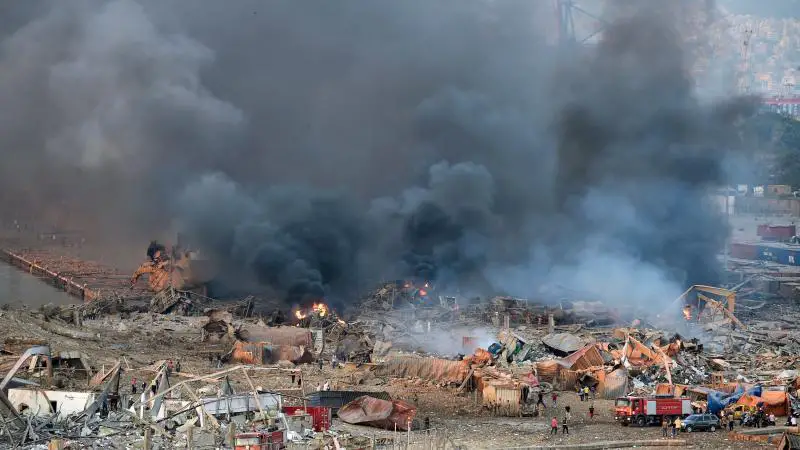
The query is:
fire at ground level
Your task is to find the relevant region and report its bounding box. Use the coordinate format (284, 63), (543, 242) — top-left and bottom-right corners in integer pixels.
(0, 219), (799, 448)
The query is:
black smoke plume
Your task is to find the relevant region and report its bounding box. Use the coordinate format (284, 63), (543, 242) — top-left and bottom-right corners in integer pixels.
(0, 1), (757, 307)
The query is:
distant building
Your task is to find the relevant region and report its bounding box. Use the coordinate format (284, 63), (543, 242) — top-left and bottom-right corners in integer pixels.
(763, 97), (800, 118)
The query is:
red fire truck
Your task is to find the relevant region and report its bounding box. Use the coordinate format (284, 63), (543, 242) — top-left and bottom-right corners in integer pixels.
(614, 396), (693, 426)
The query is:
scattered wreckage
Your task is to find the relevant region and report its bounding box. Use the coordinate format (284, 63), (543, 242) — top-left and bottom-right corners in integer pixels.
(7, 238), (800, 448)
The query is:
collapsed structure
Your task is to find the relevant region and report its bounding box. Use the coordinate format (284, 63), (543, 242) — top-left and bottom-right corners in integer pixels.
(4, 219), (800, 448)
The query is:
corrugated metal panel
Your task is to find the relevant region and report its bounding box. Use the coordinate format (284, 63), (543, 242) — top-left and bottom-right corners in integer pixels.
(558, 345), (605, 371)
(375, 357), (468, 383)
(481, 384), (521, 416)
(243, 326), (313, 347)
(230, 341), (313, 365)
(535, 360), (561, 383)
(201, 392), (281, 416)
(600, 368), (628, 399)
(556, 369), (579, 391)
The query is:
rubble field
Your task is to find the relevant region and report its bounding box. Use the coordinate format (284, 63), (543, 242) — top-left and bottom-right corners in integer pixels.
(0, 235), (798, 448)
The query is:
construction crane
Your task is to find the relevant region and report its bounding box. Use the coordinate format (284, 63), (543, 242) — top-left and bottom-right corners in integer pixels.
(738, 27), (754, 94)
(553, 0), (607, 48)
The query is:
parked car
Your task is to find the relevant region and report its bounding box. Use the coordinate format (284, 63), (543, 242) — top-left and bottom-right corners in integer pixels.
(681, 414), (720, 432)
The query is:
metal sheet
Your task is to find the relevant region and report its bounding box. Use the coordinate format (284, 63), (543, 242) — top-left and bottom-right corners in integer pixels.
(375, 357), (468, 384)
(243, 326), (313, 347)
(200, 392), (281, 416)
(338, 396), (416, 431)
(541, 333), (585, 354)
(601, 368), (628, 400)
(307, 390), (391, 414)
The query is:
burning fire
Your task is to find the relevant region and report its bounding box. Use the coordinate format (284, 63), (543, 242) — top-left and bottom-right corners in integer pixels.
(682, 305), (692, 321)
(312, 303), (328, 317)
(294, 302), (329, 321)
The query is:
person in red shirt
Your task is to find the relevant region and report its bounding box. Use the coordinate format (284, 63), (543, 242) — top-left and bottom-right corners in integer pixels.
(550, 417), (558, 435)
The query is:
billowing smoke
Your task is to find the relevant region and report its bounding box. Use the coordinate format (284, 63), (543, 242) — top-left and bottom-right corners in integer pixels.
(0, 1), (757, 308)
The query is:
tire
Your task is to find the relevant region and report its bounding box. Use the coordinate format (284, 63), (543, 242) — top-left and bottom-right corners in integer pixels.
(686, 426), (693, 432)
(710, 425), (716, 432)
(636, 416), (646, 427)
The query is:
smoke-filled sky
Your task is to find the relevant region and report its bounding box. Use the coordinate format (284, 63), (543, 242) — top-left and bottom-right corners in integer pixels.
(0, 0), (759, 307)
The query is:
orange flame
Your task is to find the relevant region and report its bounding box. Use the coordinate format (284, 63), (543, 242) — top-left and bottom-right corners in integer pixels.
(312, 303), (328, 317)
(295, 310), (307, 320)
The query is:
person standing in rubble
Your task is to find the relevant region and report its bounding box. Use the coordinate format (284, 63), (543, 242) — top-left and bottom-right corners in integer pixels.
(562, 416), (569, 435)
(536, 391), (545, 409)
(131, 377), (137, 394)
(588, 403), (595, 421)
(661, 417), (669, 438)
(323, 380), (330, 391)
(673, 416), (681, 438)
(551, 392), (558, 408)
(550, 417), (558, 435)
(583, 386), (590, 401)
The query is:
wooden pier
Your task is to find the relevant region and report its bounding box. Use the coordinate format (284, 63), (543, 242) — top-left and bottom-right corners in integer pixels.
(0, 248), (150, 302)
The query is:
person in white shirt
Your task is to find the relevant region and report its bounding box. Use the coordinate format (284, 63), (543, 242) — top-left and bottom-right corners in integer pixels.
(323, 381), (330, 391)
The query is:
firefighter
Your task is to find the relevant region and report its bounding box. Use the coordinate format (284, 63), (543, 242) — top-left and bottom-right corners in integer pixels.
(673, 417), (681, 437)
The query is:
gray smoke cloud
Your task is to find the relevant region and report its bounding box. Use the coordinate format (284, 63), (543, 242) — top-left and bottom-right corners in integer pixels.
(0, 1), (758, 309)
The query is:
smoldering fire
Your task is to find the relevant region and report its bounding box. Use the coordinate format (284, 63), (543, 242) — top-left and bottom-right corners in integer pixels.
(0, 1), (756, 307)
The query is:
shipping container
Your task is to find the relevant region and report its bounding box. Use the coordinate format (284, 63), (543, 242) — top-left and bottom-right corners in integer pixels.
(730, 242), (759, 260)
(307, 390), (392, 415)
(757, 224), (796, 241)
(282, 406), (331, 431)
(757, 243), (800, 266)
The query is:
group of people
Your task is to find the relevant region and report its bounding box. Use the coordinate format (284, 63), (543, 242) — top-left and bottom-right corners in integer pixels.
(577, 385), (594, 402)
(661, 417), (682, 438)
(719, 413), (736, 431)
(550, 406), (572, 435)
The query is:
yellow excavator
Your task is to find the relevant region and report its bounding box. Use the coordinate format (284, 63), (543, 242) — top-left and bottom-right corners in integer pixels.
(676, 285), (744, 328)
(130, 241), (216, 295)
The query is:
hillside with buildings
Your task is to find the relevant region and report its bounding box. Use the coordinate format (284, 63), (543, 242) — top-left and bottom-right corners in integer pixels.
(718, 1), (800, 97)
